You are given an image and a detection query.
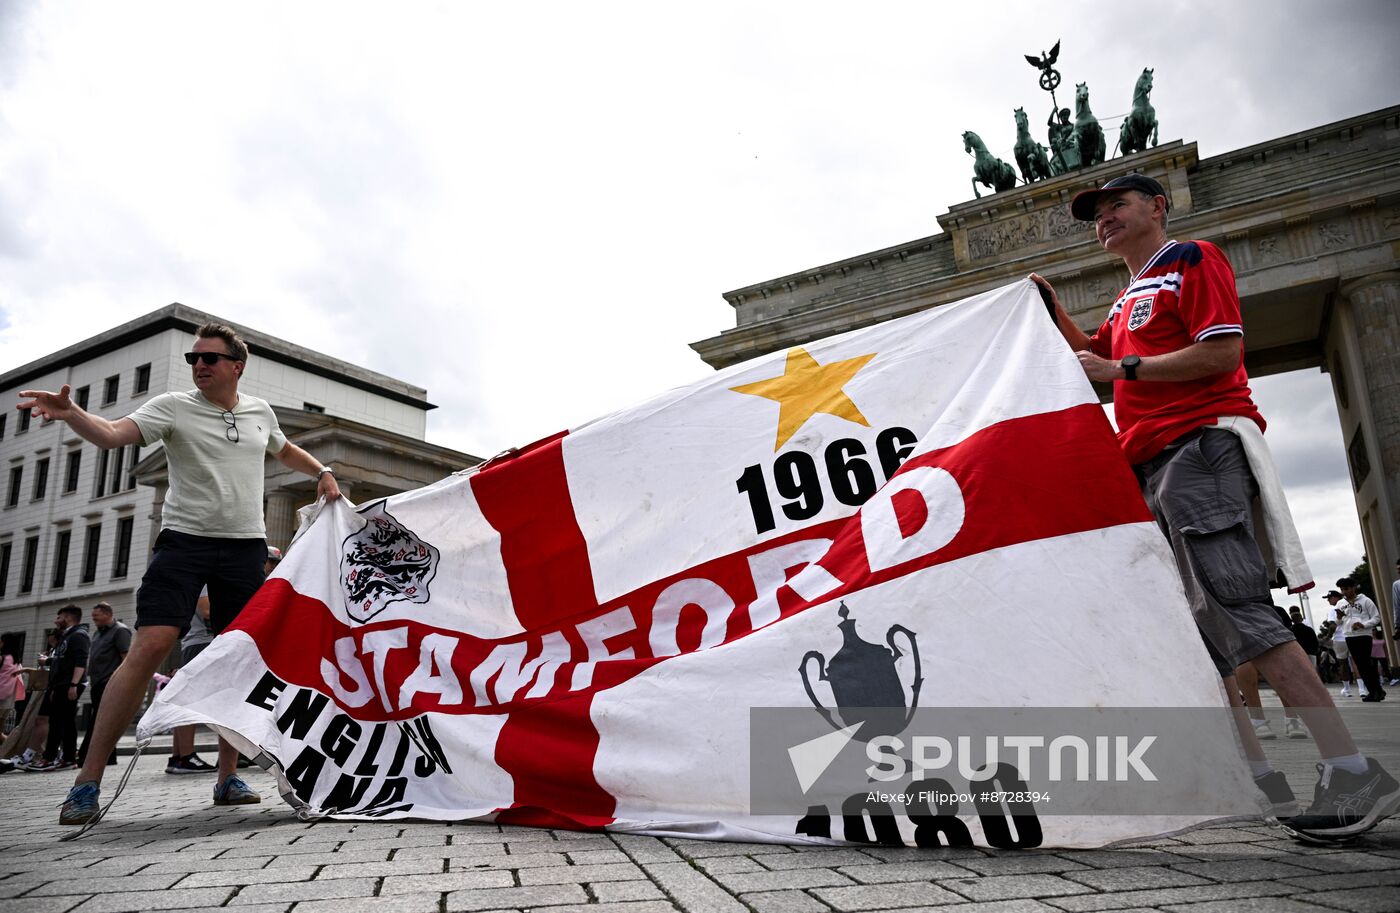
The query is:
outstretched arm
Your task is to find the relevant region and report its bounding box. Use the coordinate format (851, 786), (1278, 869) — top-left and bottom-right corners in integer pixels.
(1074, 335), (1241, 384)
(17, 385), (142, 449)
(274, 441), (342, 501)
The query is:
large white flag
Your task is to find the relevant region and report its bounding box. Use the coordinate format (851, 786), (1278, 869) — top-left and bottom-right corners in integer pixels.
(140, 280), (1256, 848)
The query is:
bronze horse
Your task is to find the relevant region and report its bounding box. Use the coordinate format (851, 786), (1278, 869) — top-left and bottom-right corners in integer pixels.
(1072, 82), (1106, 169)
(1117, 67), (1159, 156)
(963, 130), (1017, 198)
(1013, 107), (1052, 183)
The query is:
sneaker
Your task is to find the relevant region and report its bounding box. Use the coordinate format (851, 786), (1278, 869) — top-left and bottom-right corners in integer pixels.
(167, 753), (217, 774)
(1254, 770), (1299, 819)
(0, 748), (36, 769)
(23, 758), (66, 772)
(59, 781), (101, 825)
(1340, 684), (1351, 697)
(213, 775), (260, 806)
(1284, 718), (1309, 740)
(1361, 692), (1386, 703)
(1251, 717), (1276, 741)
(1286, 758), (1400, 842)
(1388, 678), (1399, 686)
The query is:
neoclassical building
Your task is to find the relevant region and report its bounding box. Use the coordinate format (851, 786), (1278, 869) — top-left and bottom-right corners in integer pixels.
(0, 304), (479, 662)
(692, 105), (1400, 641)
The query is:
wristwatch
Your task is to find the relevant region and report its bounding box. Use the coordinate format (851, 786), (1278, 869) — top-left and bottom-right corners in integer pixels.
(317, 466), (334, 477)
(1121, 354), (1142, 381)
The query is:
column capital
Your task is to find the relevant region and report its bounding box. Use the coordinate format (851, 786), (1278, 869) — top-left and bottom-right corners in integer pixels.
(1340, 271), (1400, 298)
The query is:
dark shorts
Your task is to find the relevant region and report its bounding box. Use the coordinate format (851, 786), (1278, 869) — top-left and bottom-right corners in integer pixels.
(136, 530), (266, 634)
(1136, 428), (1296, 677)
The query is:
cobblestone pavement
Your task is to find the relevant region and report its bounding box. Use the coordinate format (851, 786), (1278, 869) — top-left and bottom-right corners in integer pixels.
(1, 693), (1397, 913)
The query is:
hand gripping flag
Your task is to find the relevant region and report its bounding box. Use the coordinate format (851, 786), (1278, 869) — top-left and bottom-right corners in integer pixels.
(140, 280), (1257, 848)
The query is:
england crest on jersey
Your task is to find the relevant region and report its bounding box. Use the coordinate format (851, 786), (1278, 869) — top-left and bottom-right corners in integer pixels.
(1126, 293), (1155, 331)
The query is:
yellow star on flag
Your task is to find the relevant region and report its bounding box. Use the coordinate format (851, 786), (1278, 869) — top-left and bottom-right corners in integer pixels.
(731, 347), (877, 451)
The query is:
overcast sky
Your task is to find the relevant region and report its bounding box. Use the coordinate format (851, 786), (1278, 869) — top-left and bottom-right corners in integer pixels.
(1, 1), (1395, 617)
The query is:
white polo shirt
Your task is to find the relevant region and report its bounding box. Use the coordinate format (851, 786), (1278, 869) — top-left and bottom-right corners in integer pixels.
(129, 390), (287, 538)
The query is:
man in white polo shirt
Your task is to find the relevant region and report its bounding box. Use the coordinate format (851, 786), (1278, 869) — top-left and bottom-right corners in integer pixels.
(18, 322), (340, 824)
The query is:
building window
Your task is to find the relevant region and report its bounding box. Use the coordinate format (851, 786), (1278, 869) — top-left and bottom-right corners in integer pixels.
(112, 517), (134, 579)
(50, 529), (71, 589)
(304, 402), (325, 414)
(75, 386), (90, 411)
(32, 458), (49, 501)
(64, 451), (82, 493)
(109, 447), (125, 494)
(82, 525), (101, 584)
(0, 413), (6, 440)
(0, 542), (11, 597)
(19, 536), (39, 594)
(103, 375), (119, 406)
(18, 409), (30, 433)
(125, 444), (141, 491)
(134, 363), (151, 395)
(94, 449), (109, 498)
(6, 466), (20, 508)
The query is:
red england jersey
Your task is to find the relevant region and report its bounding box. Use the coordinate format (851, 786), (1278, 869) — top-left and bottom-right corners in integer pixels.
(1088, 240), (1265, 465)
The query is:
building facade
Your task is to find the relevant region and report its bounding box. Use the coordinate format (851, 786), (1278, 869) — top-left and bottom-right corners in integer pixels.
(0, 303), (478, 667)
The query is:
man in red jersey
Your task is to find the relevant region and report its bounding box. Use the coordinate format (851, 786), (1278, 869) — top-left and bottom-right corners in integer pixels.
(1032, 173), (1397, 843)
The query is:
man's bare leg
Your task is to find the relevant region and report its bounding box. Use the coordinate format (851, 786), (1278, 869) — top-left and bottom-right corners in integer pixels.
(1251, 641), (1358, 758)
(73, 625), (180, 786)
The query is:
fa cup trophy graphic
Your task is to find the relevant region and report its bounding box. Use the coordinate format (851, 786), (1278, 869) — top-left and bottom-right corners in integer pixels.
(799, 602), (923, 741)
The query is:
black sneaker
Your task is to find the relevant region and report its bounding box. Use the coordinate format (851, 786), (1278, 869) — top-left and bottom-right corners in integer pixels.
(1254, 770), (1299, 819)
(1286, 758), (1400, 843)
(167, 753), (217, 774)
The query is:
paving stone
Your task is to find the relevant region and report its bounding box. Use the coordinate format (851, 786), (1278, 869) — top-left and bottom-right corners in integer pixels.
(942, 873), (1095, 902)
(1278, 868), (1400, 891)
(1048, 881), (1295, 912)
(379, 871), (517, 894)
(562, 848), (633, 866)
(1278, 850), (1399, 873)
(443, 883), (589, 912)
(158, 907), (290, 913)
(739, 889), (833, 913)
(752, 850), (881, 870)
(945, 855), (1091, 876)
(1296, 886), (1400, 912)
(229, 877), (380, 905)
(260, 849), (401, 867)
(292, 893), (442, 913)
(1171, 858), (1331, 882)
(934, 902), (1063, 913)
(67, 887), (237, 913)
(665, 840), (790, 859)
(523, 904), (678, 913)
(176, 867), (317, 888)
(711, 869), (855, 893)
(313, 859), (445, 879)
(592, 879), (668, 903)
(1170, 842), (1303, 860)
(1060, 864), (1212, 891)
(392, 843), (510, 860)
(22, 874), (184, 895)
(516, 862), (649, 885)
(1158, 899), (1342, 913)
(0, 897), (91, 913)
(445, 852), (570, 871)
(137, 855), (278, 874)
(810, 881), (965, 910)
(1055, 849), (1198, 868)
(694, 857), (768, 875)
(835, 860), (981, 883)
(642, 861), (747, 913)
(856, 846), (989, 862)
(611, 834), (685, 864)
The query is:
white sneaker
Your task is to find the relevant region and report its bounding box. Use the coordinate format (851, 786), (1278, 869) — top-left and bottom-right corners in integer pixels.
(1388, 679), (1399, 687)
(1341, 684), (1352, 697)
(1360, 684), (1370, 698)
(1252, 717), (1277, 741)
(1285, 718), (1309, 740)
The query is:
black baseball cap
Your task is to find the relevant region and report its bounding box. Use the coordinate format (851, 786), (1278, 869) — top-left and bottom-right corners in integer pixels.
(1070, 173), (1170, 221)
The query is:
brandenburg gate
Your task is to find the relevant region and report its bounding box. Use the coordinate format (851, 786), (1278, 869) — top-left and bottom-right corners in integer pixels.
(691, 104), (1400, 635)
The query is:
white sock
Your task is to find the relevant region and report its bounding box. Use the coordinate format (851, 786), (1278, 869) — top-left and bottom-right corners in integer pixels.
(1248, 759), (1274, 778)
(1323, 754), (1368, 775)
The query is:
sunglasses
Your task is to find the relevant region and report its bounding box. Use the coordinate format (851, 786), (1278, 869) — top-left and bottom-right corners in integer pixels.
(221, 410), (239, 443)
(185, 351), (240, 366)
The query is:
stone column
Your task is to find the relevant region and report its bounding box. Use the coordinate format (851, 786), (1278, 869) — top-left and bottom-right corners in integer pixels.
(265, 491), (297, 552)
(1340, 272), (1400, 536)
(334, 479), (354, 504)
